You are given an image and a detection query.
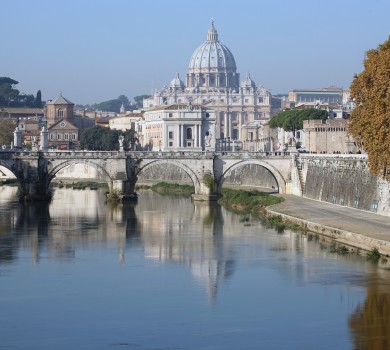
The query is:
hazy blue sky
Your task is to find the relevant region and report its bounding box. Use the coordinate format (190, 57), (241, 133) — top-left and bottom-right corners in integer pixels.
(1, 0), (389, 105)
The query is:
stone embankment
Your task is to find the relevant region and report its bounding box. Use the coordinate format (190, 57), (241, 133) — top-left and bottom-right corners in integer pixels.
(266, 194), (390, 256)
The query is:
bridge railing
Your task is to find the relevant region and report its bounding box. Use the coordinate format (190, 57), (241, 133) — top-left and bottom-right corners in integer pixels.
(0, 149), (296, 160)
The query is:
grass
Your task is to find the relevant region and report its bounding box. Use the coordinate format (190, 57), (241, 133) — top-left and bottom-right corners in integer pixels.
(367, 247), (381, 263)
(218, 188), (284, 214)
(150, 182), (194, 197)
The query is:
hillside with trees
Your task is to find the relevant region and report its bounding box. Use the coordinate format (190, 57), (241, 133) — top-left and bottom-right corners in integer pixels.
(0, 77), (42, 108)
(90, 94), (151, 113)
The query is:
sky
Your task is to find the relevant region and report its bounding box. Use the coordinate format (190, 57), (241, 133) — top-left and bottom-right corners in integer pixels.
(1, 0), (389, 105)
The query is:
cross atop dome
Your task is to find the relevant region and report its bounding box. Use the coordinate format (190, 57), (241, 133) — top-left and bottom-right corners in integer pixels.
(207, 18), (218, 42)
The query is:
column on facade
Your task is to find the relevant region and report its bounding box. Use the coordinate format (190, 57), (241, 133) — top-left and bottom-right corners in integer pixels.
(238, 112), (242, 141)
(194, 124), (198, 148)
(180, 124), (184, 147)
(229, 113), (232, 138)
(164, 125), (168, 149)
(176, 124), (180, 149)
(224, 112), (228, 139)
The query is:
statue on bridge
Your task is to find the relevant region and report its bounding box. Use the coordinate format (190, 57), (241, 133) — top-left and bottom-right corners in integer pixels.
(119, 135), (125, 152)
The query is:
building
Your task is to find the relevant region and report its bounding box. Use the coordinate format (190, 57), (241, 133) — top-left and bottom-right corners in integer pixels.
(0, 107), (44, 122)
(109, 112), (143, 133)
(288, 86), (343, 107)
(143, 20), (276, 142)
(140, 103), (216, 151)
(48, 119), (79, 150)
(303, 119), (359, 154)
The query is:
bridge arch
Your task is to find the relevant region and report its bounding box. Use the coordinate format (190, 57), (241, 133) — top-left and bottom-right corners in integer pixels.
(136, 159), (201, 193)
(219, 159), (287, 194)
(0, 160), (21, 183)
(47, 159), (114, 190)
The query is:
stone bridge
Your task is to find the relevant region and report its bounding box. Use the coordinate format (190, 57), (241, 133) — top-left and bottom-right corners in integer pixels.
(0, 150), (300, 201)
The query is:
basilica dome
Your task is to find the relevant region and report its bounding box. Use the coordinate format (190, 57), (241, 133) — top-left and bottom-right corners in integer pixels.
(186, 21), (239, 90)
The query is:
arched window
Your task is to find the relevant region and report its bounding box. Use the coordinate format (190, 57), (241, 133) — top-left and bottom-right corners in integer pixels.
(57, 109), (64, 117)
(186, 128), (192, 140)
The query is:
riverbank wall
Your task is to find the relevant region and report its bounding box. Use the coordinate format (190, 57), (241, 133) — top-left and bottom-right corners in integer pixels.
(266, 206), (390, 256)
(300, 154), (390, 217)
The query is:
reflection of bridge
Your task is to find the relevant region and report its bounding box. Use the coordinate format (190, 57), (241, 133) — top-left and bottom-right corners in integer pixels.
(0, 150), (301, 201)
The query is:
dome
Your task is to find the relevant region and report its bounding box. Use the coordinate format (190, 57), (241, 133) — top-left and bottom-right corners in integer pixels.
(188, 21), (236, 72)
(241, 73), (256, 88)
(170, 72), (185, 89)
(186, 20), (239, 90)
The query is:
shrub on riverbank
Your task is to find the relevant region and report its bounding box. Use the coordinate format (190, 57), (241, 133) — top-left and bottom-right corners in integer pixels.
(218, 188), (284, 215)
(151, 182), (194, 197)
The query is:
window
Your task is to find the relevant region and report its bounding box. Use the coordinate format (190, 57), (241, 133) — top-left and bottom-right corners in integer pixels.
(169, 142), (173, 147)
(169, 131), (174, 139)
(64, 133), (69, 140)
(169, 113), (173, 118)
(72, 133), (77, 140)
(57, 133), (62, 140)
(57, 109), (64, 117)
(50, 133), (54, 140)
(186, 128), (192, 140)
(245, 99), (249, 103)
(258, 97), (263, 103)
(371, 200), (379, 213)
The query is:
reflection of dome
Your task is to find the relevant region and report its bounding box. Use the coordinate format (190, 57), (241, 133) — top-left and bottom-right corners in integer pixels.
(241, 73), (256, 88)
(170, 72), (185, 90)
(186, 20), (239, 90)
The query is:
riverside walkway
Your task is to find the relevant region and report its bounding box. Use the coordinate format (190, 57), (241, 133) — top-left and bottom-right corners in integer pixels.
(267, 195), (390, 255)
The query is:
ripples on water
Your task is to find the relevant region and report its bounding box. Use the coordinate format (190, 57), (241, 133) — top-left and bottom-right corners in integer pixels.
(1, 186), (390, 350)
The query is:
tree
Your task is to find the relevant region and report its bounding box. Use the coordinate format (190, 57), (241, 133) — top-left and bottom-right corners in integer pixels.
(34, 90), (42, 108)
(0, 77), (20, 106)
(269, 108), (328, 131)
(80, 125), (138, 151)
(348, 36), (390, 180)
(0, 119), (15, 146)
(133, 95), (151, 109)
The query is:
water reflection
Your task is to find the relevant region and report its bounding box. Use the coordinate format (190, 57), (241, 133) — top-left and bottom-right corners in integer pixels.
(1, 186), (390, 348)
(349, 276), (390, 349)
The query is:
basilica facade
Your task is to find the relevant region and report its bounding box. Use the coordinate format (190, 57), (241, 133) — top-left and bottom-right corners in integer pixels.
(143, 21), (277, 142)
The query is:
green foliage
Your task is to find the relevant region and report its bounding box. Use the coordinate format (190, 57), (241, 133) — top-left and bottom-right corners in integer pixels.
(367, 247), (381, 263)
(218, 188), (284, 218)
(0, 118), (15, 145)
(80, 125), (137, 151)
(151, 182), (194, 197)
(133, 95), (151, 108)
(107, 189), (121, 203)
(203, 175), (214, 189)
(329, 242), (350, 255)
(34, 90), (43, 108)
(269, 108), (328, 131)
(349, 36), (390, 180)
(0, 77), (37, 107)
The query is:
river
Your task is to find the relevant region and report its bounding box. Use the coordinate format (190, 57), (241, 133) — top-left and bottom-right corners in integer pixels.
(1, 186), (390, 350)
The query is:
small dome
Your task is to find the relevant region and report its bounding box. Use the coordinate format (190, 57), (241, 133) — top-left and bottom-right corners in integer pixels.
(241, 73), (256, 88)
(170, 73), (185, 89)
